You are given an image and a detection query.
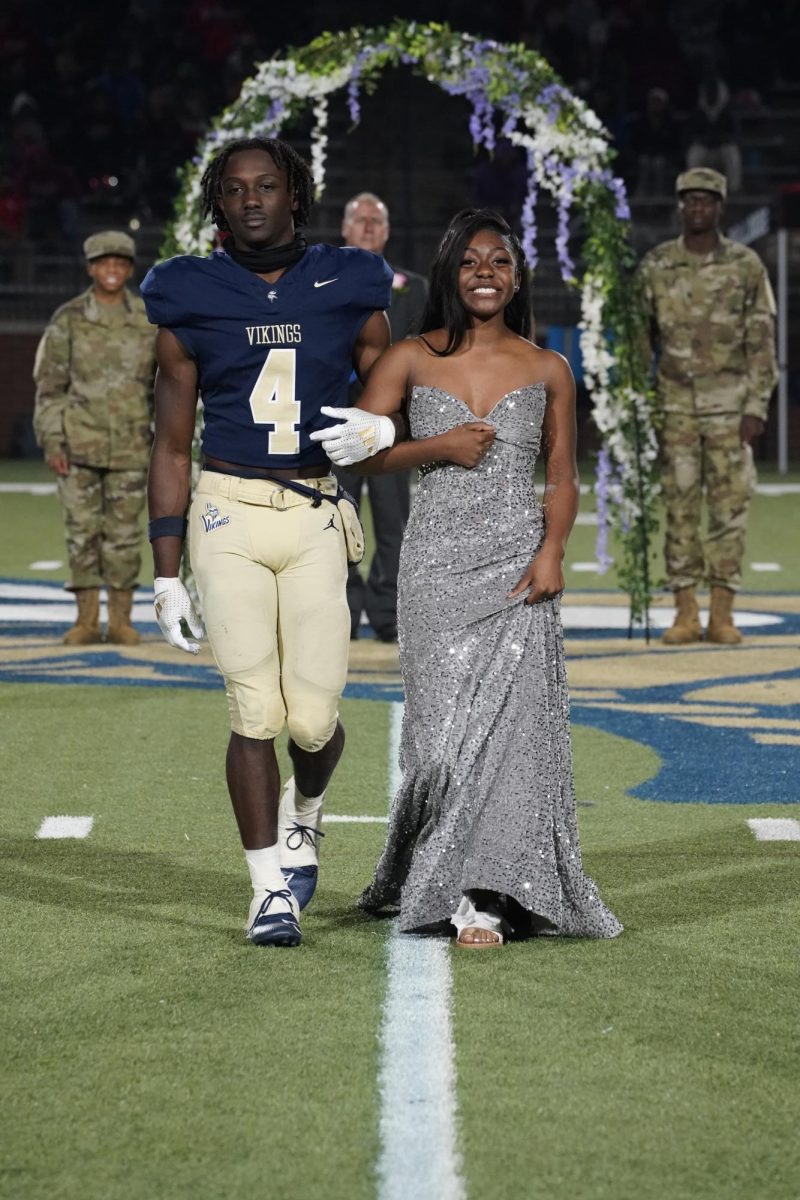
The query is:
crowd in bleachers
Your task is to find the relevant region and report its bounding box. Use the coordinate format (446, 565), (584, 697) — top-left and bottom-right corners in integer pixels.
(1, 0), (799, 249)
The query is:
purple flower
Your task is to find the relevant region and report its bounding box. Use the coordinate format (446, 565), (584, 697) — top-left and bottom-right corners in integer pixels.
(347, 47), (376, 127)
(520, 152), (538, 270)
(347, 77), (361, 125)
(609, 175), (631, 221)
(536, 82), (572, 125)
(466, 88), (495, 151)
(263, 98), (287, 137)
(555, 186), (576, 282)
(500, 105), (519, 138)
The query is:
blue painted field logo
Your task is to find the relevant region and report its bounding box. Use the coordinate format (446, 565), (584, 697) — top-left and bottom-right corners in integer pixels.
(201, 502), (230, 533)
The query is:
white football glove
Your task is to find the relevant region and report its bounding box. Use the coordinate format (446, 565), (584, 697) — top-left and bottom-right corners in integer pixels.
(308, 406), (396, 467)
(153, 577), (204, 654)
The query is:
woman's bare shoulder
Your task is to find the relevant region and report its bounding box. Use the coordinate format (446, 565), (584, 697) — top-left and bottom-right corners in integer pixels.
(513, 339), (574, 386)
(381, 334), (438, 366)
(409, 329), (449, 355)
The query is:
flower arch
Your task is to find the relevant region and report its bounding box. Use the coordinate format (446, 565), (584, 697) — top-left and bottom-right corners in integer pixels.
(164, 21), (658, 627)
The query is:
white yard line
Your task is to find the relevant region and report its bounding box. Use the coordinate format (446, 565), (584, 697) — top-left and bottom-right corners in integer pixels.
(388, 700), (403, 800)
(5, 479), (798, 497)
(36, 815), (94, 839)
(754, 483), (800, 496)
(750, 562), (781, 572)
(376, 702), (465, 1200)
(747, 818), (800, 841)
(378, 932), (464, 1200)
(0, 482), (57, 495)
(323, 814), (388, 823)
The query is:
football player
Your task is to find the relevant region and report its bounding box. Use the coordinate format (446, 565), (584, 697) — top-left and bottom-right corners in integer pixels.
(142, 138), (398, 947)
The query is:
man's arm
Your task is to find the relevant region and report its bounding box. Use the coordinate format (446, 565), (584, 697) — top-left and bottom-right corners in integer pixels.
(352, 310), (391, 385)
(148, 328), (199, 577)
(508, 353), (579, 604)
(308, 311), (395, 466)
(147, 328), (205, 653)
(312, 338), (496, 473)
(741, 259), (779, 433)
(32, 313), (72, 476)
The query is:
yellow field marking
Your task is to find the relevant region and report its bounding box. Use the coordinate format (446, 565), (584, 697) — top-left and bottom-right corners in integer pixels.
(569, 689), (625, 701)
(1, 616), (796, 706)
(685, 678), (800, 707)
(752, 733), (800, 746)
(566, 645), (795, 688)
(577, 701), (759, 717)
(0, 638), (215, 666)
(348, 641), (401, 670)
(561, 591), (800, 613)
(676, 715), (800, 731)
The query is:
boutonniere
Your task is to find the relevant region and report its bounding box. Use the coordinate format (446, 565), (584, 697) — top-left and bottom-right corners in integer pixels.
(392, 272), (409, 293)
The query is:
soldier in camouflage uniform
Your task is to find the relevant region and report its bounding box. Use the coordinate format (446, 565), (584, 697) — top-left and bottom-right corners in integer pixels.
(638, 167), (778, 644)
(33, 231), (156, 645)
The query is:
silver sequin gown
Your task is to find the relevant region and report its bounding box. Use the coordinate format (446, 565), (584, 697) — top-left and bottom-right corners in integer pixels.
(358, 383), (623, 939)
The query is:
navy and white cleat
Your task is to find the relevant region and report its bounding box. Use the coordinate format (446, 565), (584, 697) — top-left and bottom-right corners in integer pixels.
(246, 887), (301, 947)
(281, 862), (319, 910)
(279, 817), (325, 910)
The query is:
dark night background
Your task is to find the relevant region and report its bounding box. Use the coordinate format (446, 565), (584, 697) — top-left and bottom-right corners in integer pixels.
(2, 0), (799, 458)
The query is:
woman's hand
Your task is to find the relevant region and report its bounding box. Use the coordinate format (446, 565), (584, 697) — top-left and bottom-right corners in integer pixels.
(441, 421), (496, 468)
(508, 546), (565, 605)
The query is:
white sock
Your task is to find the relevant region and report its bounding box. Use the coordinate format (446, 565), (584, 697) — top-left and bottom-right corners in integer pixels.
(244, 844), (286, 894)
(278, 778), (325, 868)
(285, 778), (325, 821)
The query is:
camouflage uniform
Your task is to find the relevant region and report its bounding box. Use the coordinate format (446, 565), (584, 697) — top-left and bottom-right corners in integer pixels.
(33, 286), (156, 590)
(638, 232), (778, 592)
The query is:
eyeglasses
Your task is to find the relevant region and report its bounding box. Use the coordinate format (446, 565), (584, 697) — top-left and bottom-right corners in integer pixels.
(679, 192), (720, 208)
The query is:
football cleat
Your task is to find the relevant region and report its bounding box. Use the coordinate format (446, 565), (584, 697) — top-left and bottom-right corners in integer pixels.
(246, 887), (301, 947)
(278, 778), (325, 909)
(281, 862), (319, 910)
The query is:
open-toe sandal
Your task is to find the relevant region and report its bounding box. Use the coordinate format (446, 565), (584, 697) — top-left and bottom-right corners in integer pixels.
(452, 897), (509, 949)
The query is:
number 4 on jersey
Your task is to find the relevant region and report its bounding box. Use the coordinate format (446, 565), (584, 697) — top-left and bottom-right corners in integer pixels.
(248, 347), (301, 455)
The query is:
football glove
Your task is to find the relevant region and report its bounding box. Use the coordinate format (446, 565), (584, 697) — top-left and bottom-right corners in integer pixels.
(153, 577), (204, 654)
(308, 406), (396, 467)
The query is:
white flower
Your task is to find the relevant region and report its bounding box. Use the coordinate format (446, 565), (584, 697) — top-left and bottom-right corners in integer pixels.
(310, 97), (329, 198)
(165, 26), (657, 614)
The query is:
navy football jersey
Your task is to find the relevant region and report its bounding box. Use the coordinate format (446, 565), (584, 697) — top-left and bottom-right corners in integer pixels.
(141, 244), (393, 469)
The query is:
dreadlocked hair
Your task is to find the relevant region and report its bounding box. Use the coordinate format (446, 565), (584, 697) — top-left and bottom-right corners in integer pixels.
(418, 208), (532, 355)
(200, 137), (315, 231)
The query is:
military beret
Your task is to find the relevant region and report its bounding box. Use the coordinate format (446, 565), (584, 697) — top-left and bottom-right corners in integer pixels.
(675, 168), (727, 200)
(83, 231), (136, 261)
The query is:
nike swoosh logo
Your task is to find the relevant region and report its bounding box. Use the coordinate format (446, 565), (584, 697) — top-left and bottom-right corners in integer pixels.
(314, 278), (339, 288)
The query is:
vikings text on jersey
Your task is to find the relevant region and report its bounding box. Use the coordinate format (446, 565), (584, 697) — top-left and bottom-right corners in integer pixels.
(141, 244), (393, 470)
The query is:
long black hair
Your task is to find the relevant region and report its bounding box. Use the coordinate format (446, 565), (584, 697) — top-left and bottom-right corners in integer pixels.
(418, 208), (532, 355)
(200, 137), (315, 231)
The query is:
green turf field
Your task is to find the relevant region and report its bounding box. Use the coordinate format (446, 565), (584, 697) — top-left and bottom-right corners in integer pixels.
(1, 459), (799, 1200)
(2, 456), (799, 592)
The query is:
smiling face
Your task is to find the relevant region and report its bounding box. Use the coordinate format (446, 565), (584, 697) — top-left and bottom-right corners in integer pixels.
(217, 148), (298, 249)
(457, 228), (519, 322)
(87, 254), (134, 300)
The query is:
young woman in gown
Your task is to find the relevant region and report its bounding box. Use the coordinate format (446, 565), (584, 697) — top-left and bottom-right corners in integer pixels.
(317, 208), (622, 948)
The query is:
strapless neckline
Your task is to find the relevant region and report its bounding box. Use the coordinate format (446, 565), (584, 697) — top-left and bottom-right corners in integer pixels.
(411, 382), (546, 422)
